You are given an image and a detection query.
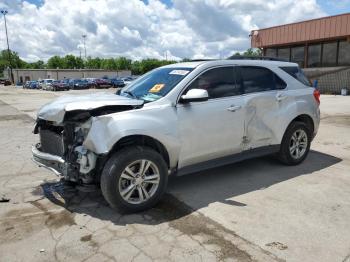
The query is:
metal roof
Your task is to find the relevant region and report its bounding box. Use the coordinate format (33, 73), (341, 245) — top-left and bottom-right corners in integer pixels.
(251, 13), (350, 48)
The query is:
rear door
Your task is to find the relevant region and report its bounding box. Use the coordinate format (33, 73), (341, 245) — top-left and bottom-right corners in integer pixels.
(237, 66), (287, 150)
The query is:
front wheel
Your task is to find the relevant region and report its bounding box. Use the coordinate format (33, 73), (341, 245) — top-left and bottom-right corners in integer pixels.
(278, 121), (311, 165)
(101, 146), (168, 212)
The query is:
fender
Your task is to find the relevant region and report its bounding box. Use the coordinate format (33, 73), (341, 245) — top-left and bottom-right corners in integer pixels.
(83, 104), (181, 168)
(277, 89), (320, 143)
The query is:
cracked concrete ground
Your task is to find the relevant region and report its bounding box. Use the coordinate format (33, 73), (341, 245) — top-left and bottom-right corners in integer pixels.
(0, 86), (349, 262)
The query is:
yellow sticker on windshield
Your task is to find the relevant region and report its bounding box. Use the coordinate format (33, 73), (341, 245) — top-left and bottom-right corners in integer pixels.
(149, 84), (165, 93)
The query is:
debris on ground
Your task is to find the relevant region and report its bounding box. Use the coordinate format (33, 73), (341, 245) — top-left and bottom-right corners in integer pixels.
(0, 196), (10, 203)
(265, 242), (288, 250)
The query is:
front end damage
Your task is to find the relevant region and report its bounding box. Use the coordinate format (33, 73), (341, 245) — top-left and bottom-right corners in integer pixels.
(32, 118), (98, 183)
(31, 93), (143, 184)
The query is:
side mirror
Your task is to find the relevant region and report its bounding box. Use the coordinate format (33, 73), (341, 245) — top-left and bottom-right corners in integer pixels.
(180, 89), (209, 103)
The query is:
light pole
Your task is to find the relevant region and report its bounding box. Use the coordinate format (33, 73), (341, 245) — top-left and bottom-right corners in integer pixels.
(1, 10), (13, 84)
(82, 34), (87, 60)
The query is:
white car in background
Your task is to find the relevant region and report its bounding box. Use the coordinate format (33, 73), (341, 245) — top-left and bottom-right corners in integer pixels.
(121, 77), (134, 86)
(41, 79), (55, 91)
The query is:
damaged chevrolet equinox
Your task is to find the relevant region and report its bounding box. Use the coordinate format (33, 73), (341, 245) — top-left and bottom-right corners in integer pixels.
(32, 59), (320, 212)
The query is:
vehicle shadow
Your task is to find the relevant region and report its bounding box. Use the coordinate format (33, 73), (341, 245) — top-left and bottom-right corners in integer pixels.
(40, 150), (341, 226)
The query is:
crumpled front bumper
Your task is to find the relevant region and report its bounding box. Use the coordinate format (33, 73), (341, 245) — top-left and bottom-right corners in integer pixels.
(31, 144), (66, 176)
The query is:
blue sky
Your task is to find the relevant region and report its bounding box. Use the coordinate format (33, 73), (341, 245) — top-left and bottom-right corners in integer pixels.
(0, 0), (349, 61)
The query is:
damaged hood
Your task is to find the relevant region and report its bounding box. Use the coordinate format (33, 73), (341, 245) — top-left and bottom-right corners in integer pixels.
(37, 92), (143, 123)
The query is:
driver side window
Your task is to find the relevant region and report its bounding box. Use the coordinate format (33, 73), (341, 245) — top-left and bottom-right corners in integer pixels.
(186, 66), (241, 99)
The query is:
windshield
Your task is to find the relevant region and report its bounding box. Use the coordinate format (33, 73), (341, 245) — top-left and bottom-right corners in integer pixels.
(120, 67), (192, 102)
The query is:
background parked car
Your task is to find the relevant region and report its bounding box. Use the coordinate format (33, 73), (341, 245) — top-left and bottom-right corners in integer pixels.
(51, 80), (69, 91)
(24, 81), (39, 89)
(69, 79), (89, 90)
(41, 79), (55, 90)
(23, 81), (31, 89)
(0, 79), (12, 86)
(110, 78), (125, 88)
(84, 78), (98, 88)
(121, 76), (134, 86)
(95, 78), (113, 89)
(38, 80), (44, 89)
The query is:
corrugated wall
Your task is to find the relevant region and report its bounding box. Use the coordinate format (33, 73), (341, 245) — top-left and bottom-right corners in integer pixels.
(252, 13), (350, 48)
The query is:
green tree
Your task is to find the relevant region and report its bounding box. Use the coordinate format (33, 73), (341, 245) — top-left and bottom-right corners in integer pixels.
(101, 58), (116, 70)
(115, 57), (132, 70)
(0, 49), (28, 76)
(63, 54), (78, 69)
(131, 60), (142, 75)
(75, 57), (84, 69)
(85, 57), (102, 69)
(243, 48), (262, 57)
(27, 60), (45, 69)
(47, 55), (64, 69)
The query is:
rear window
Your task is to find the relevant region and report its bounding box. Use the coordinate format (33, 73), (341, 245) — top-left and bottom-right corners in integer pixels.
(239, 66), (286, 94)
(280, 66), (311, 86)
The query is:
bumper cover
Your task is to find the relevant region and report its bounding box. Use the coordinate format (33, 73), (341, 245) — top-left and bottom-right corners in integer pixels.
(31, 144), (66, 176)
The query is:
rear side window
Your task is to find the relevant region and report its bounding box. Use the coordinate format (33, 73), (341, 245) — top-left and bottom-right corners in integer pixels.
(239, 66), (286, 94)
(187, 67), (242, 99)
(280, 66), (311, 86)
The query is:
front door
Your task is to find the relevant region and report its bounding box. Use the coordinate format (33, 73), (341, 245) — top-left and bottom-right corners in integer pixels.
(176, 66), (245, 168)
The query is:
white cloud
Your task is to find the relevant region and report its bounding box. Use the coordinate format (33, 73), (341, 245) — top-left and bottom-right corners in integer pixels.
(0, 0), (326, 62)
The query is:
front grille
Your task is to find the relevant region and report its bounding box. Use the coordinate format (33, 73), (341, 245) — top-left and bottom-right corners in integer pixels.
(40, 129), (65, 156)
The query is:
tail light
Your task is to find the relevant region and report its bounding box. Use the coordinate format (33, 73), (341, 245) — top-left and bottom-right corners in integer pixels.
(313, 89), (320, 105)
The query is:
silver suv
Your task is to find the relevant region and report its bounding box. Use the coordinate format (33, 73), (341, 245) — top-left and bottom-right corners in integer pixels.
(32, 59), (320, 212)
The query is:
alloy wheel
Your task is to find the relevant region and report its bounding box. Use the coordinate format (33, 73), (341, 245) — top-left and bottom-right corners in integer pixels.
(289, 129), (308, 160)
(118, 159), (160, 204)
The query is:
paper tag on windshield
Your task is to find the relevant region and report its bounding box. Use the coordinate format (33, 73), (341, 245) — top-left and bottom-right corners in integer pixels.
(169, 70), (190, 76)
(149, 84), (165, 93)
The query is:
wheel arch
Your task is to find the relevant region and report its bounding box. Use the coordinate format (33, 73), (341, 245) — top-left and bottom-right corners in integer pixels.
(291, 114), (314, 134)
(108, 135), (170, 168)
(282, 114), (315, 142)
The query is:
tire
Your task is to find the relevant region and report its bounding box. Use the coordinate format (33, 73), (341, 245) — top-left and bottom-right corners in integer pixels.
(278, 121), (311, 165)
(101, 146), (168, 212)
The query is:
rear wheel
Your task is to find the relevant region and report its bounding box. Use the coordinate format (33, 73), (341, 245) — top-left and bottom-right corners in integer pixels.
(101, 146), (168, 212)
(278, 121), (311, 165)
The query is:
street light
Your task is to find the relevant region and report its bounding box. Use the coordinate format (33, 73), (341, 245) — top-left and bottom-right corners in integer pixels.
(82, 34), (87, 60)
(1, 10), (14, 84)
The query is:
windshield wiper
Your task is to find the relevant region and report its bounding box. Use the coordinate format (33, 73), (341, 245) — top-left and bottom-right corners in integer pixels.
(123, 90), (138, 99)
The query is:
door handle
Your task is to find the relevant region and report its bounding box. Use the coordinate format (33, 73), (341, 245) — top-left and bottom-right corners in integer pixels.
(227, 105), (241, 112)
(276, 93), (287, 101)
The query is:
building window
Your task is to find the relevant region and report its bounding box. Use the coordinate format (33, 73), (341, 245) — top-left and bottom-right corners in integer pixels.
(322, 42), (337, 67)
(308, 44), (321, 67)
(265, 48), (277, 57)
(277, 48), (290, 61)
(338, 40), (350, 66)
(291, 46), (305, 68)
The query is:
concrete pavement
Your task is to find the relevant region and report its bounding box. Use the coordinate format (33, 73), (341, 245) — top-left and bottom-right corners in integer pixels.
(0, 86), (349, 262)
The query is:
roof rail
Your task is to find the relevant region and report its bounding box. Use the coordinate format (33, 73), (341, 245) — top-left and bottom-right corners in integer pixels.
(227, 55), (288, 62)
(189, 59), (216, 62)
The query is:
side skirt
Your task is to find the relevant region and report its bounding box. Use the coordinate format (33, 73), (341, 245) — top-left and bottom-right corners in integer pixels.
(175, 145), (280, 176)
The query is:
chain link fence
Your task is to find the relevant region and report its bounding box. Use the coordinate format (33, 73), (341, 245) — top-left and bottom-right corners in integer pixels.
(304, 67), (350, 94)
